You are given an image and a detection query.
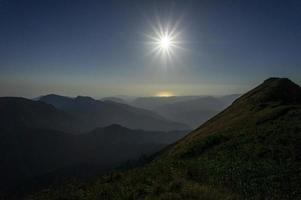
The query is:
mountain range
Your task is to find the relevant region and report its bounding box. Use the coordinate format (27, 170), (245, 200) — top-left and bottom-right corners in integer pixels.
(26, 78), (301, 200)
(104, 94), (240, 128)
(149, 95), (239, 128)
(38, 94), (188, 132)
(0, 124), (187, 196)
(35, 93), (239, 131)
(0, 97), (77, 133)
(0, 95), (191, 197)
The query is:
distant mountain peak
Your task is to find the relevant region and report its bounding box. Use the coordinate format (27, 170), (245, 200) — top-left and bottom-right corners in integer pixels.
(43, 94), (63, 97)
(39, 94), (71, 99)
(235, 77), (301, 106)
(74, 96), (95, 102)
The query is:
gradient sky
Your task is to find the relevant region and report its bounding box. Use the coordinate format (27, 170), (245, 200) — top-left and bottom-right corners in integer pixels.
(0, 0), (300, 98)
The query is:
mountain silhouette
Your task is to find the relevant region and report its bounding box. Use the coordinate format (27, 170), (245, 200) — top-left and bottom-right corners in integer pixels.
(0, 96), (190, 196)
(233, 77), (301, 105)
(35, 94), (74, 109)
(0, 97), (78, 133)
(30, 78), (301, 200)
(39, 94), (188, 131)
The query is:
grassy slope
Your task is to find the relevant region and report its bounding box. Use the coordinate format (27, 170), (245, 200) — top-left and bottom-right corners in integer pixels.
(26, 78), (301, 200)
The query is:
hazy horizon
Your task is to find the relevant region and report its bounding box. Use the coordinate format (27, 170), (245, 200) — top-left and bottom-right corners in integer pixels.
(0, 77), (299, 99)
(0, 90), (242, 99)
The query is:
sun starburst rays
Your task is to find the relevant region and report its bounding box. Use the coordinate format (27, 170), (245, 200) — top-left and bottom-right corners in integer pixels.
(145, 20), (183, 63)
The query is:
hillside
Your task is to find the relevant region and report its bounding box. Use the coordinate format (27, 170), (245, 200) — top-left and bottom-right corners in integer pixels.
(28, 78), (301, 200)
(39, 95), (188, 132)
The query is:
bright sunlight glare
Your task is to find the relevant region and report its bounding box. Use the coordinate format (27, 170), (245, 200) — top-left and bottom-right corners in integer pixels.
(145, 19), (184, 62)
(159, 35), (172, 50)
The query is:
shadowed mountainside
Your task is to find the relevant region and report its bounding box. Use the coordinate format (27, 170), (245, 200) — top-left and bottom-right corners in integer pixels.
(0, 124), (188, 196)
(28, 78), (301, 200)
(0, 97), (78, 133)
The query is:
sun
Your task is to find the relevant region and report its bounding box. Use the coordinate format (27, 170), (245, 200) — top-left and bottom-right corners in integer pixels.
(145, 20), (183, 61)
(149, 30), (178, 58)
(159, 35), (173, 51)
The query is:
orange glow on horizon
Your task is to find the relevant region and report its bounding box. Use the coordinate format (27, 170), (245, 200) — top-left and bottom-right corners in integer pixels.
(155, 91), (174, 97)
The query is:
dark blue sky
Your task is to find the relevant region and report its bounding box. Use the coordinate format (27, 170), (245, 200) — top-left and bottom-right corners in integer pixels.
(0, 0), (300, 97)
